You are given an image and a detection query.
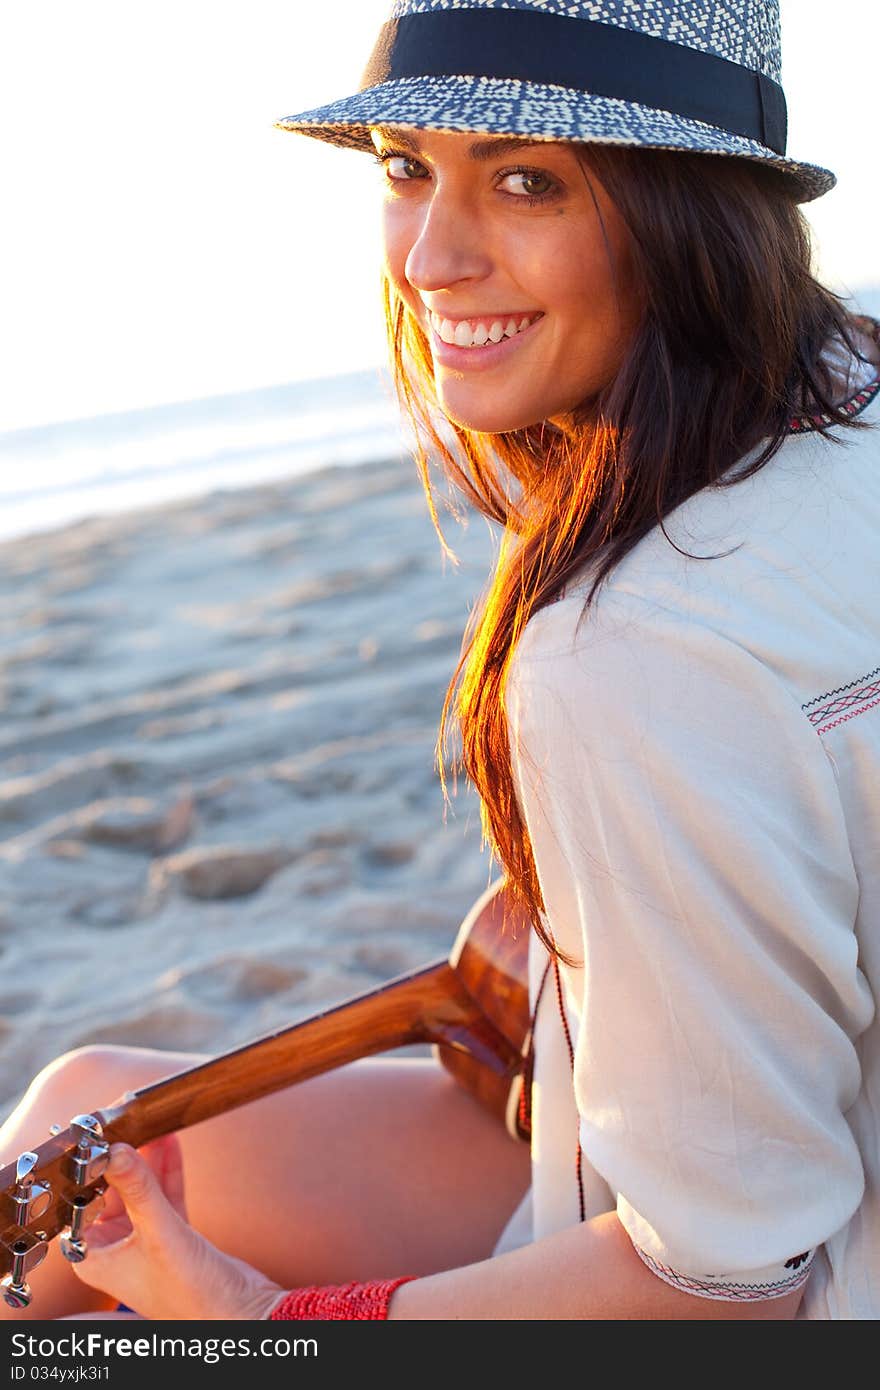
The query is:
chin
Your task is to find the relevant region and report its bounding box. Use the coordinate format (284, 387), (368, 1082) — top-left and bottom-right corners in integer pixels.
(436, 392), (547, 435)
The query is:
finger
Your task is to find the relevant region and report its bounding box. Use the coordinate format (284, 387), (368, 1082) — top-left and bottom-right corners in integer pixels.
(99, 1143), (183, 1249)
(83, 1216), (133, 1251)
(68, 1145), (187, 1303)
(95, 1184), (126, 1222)
(140, 1134), (188, 1222)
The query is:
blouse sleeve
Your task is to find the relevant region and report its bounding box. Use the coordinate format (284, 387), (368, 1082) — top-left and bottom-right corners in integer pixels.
(506, 590), (871, 1302)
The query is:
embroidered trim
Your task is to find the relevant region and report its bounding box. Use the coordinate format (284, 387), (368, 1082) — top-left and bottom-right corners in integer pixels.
(633, 1243), (815, 1302)
(802, 665), (880, 736)
(803, 664), (880, 710)
(787, 313), (880, 433)
(787, 375), (880, 433)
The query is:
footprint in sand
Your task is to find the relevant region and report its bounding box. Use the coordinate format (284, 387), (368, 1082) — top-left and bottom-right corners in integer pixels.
(290, 849), (353, 897)
(0, 991), (41, 1018)
(149, 844), (297, 900)
(72, 1005), (221, 1053)
(362, 841), (416, 868)
(352, 942), (424, 977)
(157, 956), (308, 1006)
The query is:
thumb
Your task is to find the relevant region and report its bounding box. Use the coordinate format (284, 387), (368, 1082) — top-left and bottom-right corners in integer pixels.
(97, 1143), (183, 1246)
(69, 1142), (201, 1314)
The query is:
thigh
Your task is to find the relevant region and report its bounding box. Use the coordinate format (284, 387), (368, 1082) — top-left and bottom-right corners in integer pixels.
(180, 1053), (531, 1285)
(1, 1044), (531, 1319)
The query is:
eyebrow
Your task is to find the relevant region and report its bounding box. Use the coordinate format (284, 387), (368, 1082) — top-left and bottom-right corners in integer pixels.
(371, 126), (557, 161)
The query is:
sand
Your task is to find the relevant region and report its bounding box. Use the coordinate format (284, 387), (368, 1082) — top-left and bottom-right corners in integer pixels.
(0, 454), (502, 1124)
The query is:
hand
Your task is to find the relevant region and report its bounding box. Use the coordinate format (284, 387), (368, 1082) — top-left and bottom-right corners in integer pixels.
(69, 1136), (285, 1321)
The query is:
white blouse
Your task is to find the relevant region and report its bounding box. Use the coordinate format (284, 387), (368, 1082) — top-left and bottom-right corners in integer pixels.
(492, 327), (880, 1319)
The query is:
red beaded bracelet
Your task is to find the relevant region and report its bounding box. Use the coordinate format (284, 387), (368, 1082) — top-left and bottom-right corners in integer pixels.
(268, 1276), (417, 1320)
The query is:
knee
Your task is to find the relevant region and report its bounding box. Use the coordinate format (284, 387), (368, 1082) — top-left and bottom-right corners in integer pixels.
(25, 1044), (151, 1116)
(2, 1045), (200, 1163)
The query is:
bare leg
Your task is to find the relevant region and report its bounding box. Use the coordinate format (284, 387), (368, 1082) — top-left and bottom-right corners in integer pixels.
(0, 1044), (531, 1320)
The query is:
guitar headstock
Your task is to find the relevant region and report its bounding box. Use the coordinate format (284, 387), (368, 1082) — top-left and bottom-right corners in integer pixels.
(0, 1114), (112, 1309)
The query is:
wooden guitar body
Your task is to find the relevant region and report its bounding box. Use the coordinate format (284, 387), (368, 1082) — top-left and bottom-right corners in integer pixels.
(437, 877), (533, 1138)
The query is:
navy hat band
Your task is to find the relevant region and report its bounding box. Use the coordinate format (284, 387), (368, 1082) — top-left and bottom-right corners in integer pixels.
(361, 10), (788, 156)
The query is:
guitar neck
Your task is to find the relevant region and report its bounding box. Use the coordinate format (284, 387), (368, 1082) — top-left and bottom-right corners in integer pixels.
(95, 957), (519, 1146)
(1, 882), (531, 1308)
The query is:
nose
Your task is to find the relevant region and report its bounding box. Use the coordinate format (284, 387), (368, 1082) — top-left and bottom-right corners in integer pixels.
(403, 185), (493, 296)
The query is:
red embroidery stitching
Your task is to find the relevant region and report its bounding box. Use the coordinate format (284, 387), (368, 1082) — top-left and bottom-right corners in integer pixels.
(803, 671), (880, 736)
(787, 374), (880, 432)
(787, 317), (880, 432)
(815, 694), (880, 737)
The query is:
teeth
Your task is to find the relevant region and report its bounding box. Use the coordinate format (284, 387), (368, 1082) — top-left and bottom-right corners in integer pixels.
(432, 312), (539, 348)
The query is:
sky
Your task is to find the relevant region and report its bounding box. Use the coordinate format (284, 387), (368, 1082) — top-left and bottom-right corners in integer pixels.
(1, 0), (876, 434)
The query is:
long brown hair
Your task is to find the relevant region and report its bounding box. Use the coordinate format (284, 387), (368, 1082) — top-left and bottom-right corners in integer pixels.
(382, 143), (876, 961)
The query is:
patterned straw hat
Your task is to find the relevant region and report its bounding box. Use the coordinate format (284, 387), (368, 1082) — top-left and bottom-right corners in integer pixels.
(275, 0), (834, 203)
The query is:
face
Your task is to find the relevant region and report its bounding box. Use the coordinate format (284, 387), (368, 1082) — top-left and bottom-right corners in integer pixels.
(372, 125), (641, 434)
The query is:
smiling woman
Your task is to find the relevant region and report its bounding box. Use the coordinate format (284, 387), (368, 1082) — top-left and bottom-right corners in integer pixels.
(3, 0), (880, 1325)
(373, 126), (641, 431)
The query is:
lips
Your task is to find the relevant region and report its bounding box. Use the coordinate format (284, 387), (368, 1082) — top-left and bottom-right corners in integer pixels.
(427, 309), (544, 371)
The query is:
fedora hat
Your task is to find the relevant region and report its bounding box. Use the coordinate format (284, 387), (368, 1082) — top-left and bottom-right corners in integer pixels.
(275, 0), (834, 203)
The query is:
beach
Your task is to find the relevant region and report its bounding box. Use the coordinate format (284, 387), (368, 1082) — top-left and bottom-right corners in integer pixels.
(0, 453), (501, 1123)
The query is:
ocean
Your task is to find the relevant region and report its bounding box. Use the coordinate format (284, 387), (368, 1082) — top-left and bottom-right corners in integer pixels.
(0, 367), (412, 546)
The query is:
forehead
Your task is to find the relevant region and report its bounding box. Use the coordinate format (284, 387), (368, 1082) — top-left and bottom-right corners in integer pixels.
(369, 125), (570, 161)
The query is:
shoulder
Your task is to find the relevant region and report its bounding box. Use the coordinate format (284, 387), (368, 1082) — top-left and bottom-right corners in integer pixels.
(509, 584), (805, 729)
(513, 394), (880, 694)
(614, 401), (878, 612)
(506, 585), (819, 803)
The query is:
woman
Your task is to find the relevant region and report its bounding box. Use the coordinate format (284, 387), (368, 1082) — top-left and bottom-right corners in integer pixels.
(2, 0), (878, 1321)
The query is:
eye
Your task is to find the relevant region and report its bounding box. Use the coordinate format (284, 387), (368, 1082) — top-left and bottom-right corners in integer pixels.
(498, 168), (559, 201)
(373, 150), (428, 181)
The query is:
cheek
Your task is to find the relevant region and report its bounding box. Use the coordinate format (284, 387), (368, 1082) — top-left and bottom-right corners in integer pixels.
(381, 206), (416, 303)
(567, 238), (621, 319)
(510, 220), (622, 331)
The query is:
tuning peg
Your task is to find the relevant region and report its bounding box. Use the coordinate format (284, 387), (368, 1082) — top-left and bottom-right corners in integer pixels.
(0, 1232), (48, 1309)
(49, 1124), (62, 1137)
(9, 1152), (51, 1227)
(59, 1189), (105, 1265)
(65, 1114), (110, 1187)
